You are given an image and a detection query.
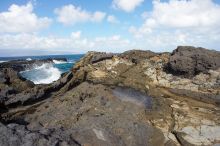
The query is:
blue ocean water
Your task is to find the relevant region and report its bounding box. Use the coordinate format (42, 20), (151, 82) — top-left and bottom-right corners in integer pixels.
(0, 54), (84, 84)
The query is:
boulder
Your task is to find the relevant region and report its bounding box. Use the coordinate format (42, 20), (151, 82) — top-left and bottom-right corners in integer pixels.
(167, 46), (220, 77)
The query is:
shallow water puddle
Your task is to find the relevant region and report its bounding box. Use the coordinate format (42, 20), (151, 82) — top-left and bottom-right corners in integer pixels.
(113, 87), (152, 109)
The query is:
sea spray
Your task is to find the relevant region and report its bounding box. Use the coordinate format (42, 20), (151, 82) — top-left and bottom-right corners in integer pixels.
(20, 63), (61, 84)
(53, 59), (67, 64)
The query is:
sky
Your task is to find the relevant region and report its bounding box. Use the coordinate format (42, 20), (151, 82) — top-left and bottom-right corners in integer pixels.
(0, 0), (220, 56)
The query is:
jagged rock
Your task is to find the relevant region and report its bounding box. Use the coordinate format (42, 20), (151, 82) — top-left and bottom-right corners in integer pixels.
(0, 64), (75, 108)
(0, 68), (35, 107)
(90, 52), (114, 63)
(119, 50), (157, 63)
(0, 122), (80, 146)
(17, 82), (166, 146)
(0, 58), (67, 72)
(167, 46), (220, 77)
(5, 86), (46, 107)
(0, 68), (34, 89)
(1, 47), (220, 146)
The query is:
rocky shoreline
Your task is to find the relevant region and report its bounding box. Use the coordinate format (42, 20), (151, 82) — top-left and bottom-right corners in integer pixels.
(0, 58), (67, 72)
(0, 46), (220, 146)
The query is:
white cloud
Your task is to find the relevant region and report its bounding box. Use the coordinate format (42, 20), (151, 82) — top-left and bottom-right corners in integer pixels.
(92, 11), (106, 22)
(0, 33), (132, 54)
(107, 15), (119, 24)
(71, 31), (81, 39)
(141, 11), (150, 19)
(150, 0), (220, 28)
(112, 0), (144, 12)
(0, 2), (51, 33)
(55, 4), (106, 25)
(129, 0), (220, 51)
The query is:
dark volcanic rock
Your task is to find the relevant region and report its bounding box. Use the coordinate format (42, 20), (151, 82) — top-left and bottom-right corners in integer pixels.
(167, 46), (220, 77)
(0, 58), (67, 72)
(18, 82), (166, 146)
(90, 52), (114, 64)
(5, 87), (46, 107)
(3, 72), (74, 108)
(0, 68), (34, 105)
(1, 48), (220, 146)
(0, 122), (80, 146)
(119, 50), (157, 63)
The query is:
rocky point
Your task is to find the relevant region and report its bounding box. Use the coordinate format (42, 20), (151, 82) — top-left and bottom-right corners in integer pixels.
(0, 46), (220, 146)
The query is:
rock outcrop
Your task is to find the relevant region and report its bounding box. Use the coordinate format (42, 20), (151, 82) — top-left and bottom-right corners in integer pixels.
(166, 46), (220, 77)
(0, 58), (67, 72)
(0, 46), (220, 146)
(0, 122), (80, 146)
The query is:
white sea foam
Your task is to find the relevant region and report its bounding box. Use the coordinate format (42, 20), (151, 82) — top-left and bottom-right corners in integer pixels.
(53, 59), (67, 64)
(26, 58), (32, 61)
(20, 63), (61, 84)
(0, 61), (7, 63)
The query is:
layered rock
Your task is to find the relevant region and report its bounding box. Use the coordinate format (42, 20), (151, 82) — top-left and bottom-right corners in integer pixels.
(0, 46), (220, 146)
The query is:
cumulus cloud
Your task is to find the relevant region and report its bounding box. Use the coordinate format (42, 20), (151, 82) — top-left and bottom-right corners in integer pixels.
(112, 0), (144, 12)
(150, 0), (220, 28)
(55, 4), (106, 25)
(0, 2), (51, 33)
(129, 0), (220, 51)
(107, 15), (119, 24)
(71, 31), (81, 39)
(0, 33), (132, 54)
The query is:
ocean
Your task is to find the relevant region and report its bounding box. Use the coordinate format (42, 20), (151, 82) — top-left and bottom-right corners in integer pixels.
(0, 54), (84, 84)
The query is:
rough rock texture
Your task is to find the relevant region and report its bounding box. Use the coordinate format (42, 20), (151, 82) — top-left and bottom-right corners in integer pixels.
(90, 52), (114, 64)
(0, 58), (67, 72)
(119, 50), (157, 63)
(167, 46), (220, 77)
(2, 72), (74, 108)
(0, 122), (80, 146)
(1, 46), (220, 146)
(0, 68), (35, 106)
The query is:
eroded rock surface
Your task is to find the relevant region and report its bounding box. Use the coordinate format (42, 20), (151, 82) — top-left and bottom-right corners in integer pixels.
(167, 46), (220, 77)
(0, 46), (220, 146)
(0, 58), (67, 72)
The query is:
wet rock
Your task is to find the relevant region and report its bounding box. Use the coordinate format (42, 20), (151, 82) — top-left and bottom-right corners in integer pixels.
(51, 72), (73, 89)
(167, 46), (220, 77)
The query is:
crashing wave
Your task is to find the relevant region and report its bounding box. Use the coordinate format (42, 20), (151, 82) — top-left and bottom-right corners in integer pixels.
(20, 63), (61, 84)
(26, 58), (32, 61)
(0, 61), (7, 63)
(53, 59), (67, 64)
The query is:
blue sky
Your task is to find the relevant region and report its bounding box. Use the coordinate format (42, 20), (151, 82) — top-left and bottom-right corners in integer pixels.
(0, 0), (220, 56)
